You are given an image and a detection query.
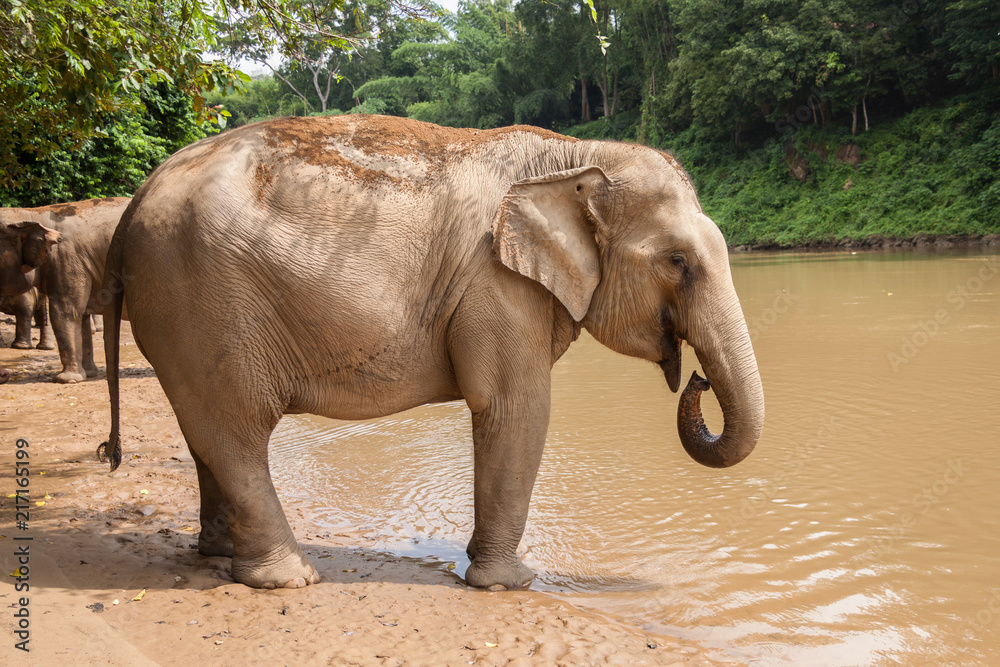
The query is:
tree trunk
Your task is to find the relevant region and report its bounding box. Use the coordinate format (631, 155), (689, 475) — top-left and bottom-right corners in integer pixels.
(862, 95), (869, 131)
(599, 79), (610, 118)
(610, 67), (619, 117)
(581, 76), (590, 122)
(268, 64), (313, 112)
(851, 104), (858, 136)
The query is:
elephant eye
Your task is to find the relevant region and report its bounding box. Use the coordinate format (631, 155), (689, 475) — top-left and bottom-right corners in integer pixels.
(670, 253), (687, 269)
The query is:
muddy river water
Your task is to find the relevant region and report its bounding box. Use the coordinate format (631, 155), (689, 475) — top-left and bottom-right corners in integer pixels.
(269, 249), (1000, 665)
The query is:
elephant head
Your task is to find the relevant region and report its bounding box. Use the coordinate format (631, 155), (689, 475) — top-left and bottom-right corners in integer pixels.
(493, 148), (764, 468)
(0, 221), (61, 298)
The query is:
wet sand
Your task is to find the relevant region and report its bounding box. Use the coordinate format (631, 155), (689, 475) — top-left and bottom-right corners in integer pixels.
(0, 319), (731, 666)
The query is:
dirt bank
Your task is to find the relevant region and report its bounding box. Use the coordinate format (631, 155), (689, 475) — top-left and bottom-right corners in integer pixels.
(0, 319), (735, 666)
(730, 232), (1000, 252)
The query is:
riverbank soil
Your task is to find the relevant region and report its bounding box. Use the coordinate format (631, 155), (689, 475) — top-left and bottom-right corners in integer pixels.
(0, 318), (732, 666)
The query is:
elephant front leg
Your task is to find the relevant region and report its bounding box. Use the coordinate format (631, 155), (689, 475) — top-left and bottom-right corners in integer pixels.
(9, 293), (35, 349)
(464, 388), (550, 591)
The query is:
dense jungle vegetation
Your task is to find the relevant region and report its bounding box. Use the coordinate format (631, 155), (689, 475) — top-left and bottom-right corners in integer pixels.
(2, 0), (998, 245)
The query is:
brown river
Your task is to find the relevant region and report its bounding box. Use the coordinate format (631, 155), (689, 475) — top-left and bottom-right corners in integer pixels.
(269, 249), (1000, 666)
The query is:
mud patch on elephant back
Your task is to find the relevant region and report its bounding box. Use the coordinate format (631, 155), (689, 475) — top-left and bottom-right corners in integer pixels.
(261, 116), (578, 187)
(263, 117), (406, 188)
(254, 162), (275, 202)
(345, 115), (576, 161)
(39, 197), (131, 221)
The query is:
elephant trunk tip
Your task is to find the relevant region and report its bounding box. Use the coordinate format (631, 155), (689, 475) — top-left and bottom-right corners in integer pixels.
(688, 371), (710, 393)
(676, 370), (757, 469)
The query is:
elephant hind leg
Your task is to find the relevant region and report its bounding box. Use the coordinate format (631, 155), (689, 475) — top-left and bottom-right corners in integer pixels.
(173, 404), (320, 589)
(187, 446), (234, 558)
(33, 292), (55, 350)
(80, 313), (99, 377)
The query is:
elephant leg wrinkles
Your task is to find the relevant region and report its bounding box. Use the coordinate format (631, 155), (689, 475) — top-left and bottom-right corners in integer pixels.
(450, 279), (558, 590)
(171, 395), (320, 590)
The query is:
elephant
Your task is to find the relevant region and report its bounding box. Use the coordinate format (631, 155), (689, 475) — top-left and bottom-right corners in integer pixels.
(100, 115), (764, 591)
(1, 288), (54, 350)
(0, 198), (131, 382)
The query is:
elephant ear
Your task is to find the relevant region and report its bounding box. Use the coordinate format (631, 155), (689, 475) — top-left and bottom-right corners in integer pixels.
(492, 166), (609, 322)
(13, 221), (61, 273)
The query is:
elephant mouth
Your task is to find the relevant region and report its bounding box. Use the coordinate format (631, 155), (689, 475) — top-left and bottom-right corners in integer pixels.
(658, 310), (682, 393)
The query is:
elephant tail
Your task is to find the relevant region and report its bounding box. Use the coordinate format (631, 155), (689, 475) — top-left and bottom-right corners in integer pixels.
(97, 209), (131, 472)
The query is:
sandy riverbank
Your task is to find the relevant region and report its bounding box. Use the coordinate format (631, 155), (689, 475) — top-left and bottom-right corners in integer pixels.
(0, 318), (737, 666)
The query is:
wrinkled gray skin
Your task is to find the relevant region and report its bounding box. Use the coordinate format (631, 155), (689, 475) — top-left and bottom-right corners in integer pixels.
(103, 116), (764, 591)
(0, 199), (130, 382)
(0, 288), (54, 350)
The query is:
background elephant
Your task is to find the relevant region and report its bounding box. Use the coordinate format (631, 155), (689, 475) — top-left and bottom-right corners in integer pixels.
(0, 198), (130, 382)
(1, 288), (54, 350)
(102, 115), (764, 591)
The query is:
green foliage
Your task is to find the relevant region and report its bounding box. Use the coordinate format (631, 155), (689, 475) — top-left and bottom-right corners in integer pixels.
(940, 0), (1000, 86)
(206, 76), (311, 127)
(0, 0), (368, 185)
(659, 96), (1000, 246)
(4, 0), (999, 242)
(0, 82), (206, 207)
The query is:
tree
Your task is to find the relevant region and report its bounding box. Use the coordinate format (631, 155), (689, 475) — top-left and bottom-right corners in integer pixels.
(220, 0), (439, 113)
(941, 0), (1000, 86)
(0, 0), (371, 186)
(0, 82), (205, 206)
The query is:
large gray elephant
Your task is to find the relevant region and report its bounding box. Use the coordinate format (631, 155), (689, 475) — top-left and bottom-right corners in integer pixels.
(0, 198), (130, 382)
(101, 115), (764, 591)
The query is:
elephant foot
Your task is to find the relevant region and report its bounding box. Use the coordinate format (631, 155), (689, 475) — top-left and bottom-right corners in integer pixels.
(11, 340), (32, 350)
(54, 370), (86, 384)
(466, 537), (479, 562)
(84, 364), (100, 378)
(464, 559), (534, 591)
(0, 368), (9, 384)
(231, 547), (321, 590)
(36, 340), (56, 351)
(198, 529), (235, 558)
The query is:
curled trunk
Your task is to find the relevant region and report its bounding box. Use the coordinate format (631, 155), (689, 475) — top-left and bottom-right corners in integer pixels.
(674, 299), (764, 468)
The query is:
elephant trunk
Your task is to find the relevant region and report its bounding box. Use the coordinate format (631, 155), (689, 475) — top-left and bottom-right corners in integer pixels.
(675, 297), (764, 468)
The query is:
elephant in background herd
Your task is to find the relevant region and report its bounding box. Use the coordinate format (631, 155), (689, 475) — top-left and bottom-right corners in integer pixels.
(100, 115), (765, 591)
(1, 288), (54, 350)
(0, 198), (130, 382)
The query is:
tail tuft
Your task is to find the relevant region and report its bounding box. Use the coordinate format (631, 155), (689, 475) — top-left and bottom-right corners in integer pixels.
(96, 439), (122, 471)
